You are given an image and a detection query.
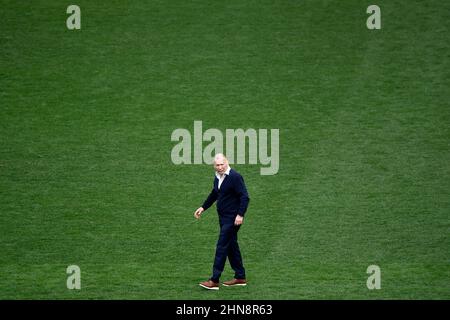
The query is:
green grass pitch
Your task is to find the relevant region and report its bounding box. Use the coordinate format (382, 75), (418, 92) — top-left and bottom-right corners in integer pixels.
(0, 0), (448, 299)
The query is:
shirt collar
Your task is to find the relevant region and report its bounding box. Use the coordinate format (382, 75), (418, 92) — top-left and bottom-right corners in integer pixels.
(215, 166), (231, 179)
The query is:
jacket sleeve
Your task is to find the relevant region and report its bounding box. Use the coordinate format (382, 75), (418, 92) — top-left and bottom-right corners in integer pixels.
(202, 187), (218, 211)
(235, 174), (250, 216)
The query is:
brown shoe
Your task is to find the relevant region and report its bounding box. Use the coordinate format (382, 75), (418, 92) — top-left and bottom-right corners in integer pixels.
(199, 280), (219, 290)
(222, 278), (247, 287)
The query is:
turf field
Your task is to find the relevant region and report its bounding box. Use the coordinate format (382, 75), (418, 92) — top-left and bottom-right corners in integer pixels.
(0, 0), (449, 299)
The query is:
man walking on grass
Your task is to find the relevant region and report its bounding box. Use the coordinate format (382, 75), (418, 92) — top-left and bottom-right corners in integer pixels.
(194, 153), (250, 290)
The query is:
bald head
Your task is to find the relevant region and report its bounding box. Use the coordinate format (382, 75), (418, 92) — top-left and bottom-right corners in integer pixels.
(214, 153), (229, 175)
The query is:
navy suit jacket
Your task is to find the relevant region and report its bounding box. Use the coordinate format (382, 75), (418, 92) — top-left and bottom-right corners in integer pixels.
(202, 169), (250, 218)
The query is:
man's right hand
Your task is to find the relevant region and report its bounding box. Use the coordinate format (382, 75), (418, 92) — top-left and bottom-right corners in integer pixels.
(194, 207), (204, 219)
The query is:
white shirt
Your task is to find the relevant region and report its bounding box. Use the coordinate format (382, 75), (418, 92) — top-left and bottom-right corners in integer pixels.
(215, 166), (231, 190)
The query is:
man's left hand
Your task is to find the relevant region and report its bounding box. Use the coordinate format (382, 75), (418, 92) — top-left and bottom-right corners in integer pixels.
(234, 215), (244, 226)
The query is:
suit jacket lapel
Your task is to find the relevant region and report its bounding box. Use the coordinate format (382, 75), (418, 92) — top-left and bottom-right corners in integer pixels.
(215, 169), (232, 192)
(220, 174), (230, 191)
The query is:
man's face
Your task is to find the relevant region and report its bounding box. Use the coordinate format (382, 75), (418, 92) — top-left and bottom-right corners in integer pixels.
(214, 158), (228, 175)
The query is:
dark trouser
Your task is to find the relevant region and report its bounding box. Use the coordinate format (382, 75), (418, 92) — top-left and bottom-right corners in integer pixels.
(210, 217), (245, 282)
